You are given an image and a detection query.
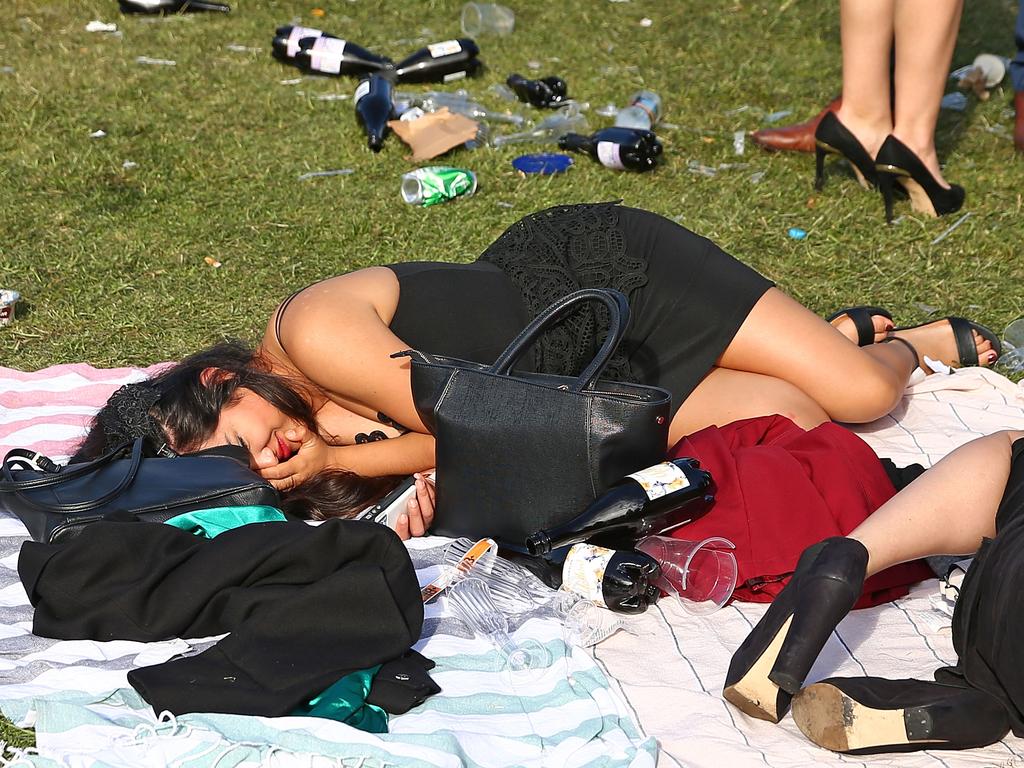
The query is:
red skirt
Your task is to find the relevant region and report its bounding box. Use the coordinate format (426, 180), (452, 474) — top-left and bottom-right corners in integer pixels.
(667, 415), (933, 609)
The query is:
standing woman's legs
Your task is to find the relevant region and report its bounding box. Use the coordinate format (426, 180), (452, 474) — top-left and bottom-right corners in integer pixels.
(834, 0), (896, 158)
(890, 0), (965, 186)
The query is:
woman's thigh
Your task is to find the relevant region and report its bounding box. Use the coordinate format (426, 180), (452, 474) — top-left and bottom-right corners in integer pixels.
(715, 287), (907, 422)
(669, 366), (829, 443)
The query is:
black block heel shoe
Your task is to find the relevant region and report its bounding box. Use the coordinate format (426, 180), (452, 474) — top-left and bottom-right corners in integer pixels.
(723, 537), (868, 723)
(814, 112), (879, 190)
(792, 677), (1011, 754)
(875, 135), (965, 223)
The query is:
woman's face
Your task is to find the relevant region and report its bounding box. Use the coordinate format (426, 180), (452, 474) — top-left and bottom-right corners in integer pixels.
(197, 388), (302, 469)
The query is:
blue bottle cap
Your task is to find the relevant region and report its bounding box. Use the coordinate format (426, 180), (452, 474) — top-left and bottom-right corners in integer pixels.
(787, 227), (807, 240)
(512, 153), (574, 175)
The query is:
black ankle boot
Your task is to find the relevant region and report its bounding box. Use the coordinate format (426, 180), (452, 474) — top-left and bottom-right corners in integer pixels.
(792, 676), (1011, 754)
(875, 135), (965, 223)
(814, 112), (879, 190)
(723, 537), (868, 723)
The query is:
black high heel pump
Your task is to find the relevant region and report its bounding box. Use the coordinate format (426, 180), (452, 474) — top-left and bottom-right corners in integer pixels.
(723, 537), (868, 723)
(875, 135), (965, 224)
(814, 112), (879, 190)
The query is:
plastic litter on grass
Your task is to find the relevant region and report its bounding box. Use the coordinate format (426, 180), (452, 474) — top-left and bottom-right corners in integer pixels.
(297, 169), (355, 181)
(135, 56), (177, 66)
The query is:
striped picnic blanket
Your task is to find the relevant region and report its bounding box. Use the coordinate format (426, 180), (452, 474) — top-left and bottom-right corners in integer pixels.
(2, 362), (1024, 767)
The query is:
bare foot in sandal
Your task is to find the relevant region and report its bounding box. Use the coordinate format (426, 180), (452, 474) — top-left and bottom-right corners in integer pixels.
(830, 311), (894, 346)
(888, 317), (1001, 369)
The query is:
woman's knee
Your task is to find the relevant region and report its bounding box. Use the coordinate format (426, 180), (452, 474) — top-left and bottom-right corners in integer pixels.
(819, 359), (905, 423)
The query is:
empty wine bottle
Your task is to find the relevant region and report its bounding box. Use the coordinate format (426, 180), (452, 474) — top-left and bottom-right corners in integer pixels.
(354, 74), (395, 152)
(561, 543), (661, 614)
(394, 38), (482, 84)
(291, 37), (393, 76)
(557, 126), (663, 172)
(506, 73), (569, 108)
(525, 458), (712, 555)
(614, 90), (662, 130)
(119, 0), (230, 12)
(273, 25), (330, 60)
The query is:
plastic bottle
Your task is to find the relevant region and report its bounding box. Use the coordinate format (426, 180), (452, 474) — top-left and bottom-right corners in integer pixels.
(525, 458), (713, 555)
(560, 543), (661, 614)
(557, 126), (663, 172)
(393, 39), (482, 84)
(354, 74), (395, 152)
(613, 90), (661, 130)
(491, 106), (589, 146)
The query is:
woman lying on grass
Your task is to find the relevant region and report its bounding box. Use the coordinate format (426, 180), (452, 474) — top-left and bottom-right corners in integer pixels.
(73, 202), (1000, 538)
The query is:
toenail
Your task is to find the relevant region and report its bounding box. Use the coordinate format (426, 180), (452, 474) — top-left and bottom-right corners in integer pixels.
(988, 351), (998, 362)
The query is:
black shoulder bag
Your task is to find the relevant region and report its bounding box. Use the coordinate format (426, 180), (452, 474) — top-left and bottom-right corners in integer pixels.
(0, 438), (281, 543)
(396, 288), (671, 547)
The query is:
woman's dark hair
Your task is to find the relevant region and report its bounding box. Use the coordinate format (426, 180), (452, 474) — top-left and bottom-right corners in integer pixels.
(74, 339), (401, 520)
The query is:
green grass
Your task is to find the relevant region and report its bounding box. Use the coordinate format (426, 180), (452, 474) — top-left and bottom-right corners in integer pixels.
(1, 0), (1022, 372)
(0, 0), (1022, 747)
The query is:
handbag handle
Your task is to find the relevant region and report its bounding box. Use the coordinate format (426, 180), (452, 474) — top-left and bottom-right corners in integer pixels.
(0, 438), (145, 514)
(489, 288), (631, 392)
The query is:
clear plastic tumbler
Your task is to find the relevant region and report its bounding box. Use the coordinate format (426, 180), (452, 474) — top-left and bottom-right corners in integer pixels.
(461, 3), (515, 36)
(636, 535), (737, 615)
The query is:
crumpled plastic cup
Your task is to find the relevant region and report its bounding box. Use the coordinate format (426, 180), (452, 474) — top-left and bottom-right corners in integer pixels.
(636, 535), (737, 615)
(999, 318), (1024, 374)
(461, 3), (515, 36)
(0, 290), (21, 326)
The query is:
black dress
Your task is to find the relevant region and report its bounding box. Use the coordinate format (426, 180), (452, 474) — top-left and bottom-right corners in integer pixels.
(387, 202), (774, 415)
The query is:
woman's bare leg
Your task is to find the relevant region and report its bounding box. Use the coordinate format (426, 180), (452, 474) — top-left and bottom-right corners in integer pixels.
(715, 289), (993, 424)
(850, 430), (1024, 577)
(891, 0), (964, 187)
(834, 0), (896, 158)
(670, 367), (830, 440)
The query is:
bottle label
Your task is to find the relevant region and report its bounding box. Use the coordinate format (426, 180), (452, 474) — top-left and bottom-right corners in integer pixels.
(561, 543), (615, 609)
(308, 38), (346, 74)
(627, 462), (690, 500)
(443, 70), (467, 83)
(353, 79), (371, 103)
(287, 26), (322, 57)
(596, 141), (626, 170)
(428, 40), (462, 58)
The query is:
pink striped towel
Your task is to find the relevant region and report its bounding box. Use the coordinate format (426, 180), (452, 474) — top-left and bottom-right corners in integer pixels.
(0, 362), (170, 462)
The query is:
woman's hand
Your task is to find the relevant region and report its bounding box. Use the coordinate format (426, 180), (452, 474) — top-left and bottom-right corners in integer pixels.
(394, 472), (435, 540)
(256, 425), (329, 492)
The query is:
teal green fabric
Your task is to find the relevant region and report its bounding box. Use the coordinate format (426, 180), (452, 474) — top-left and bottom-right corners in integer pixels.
(291, 665), (388, 732)
(163, 506), (287, 538)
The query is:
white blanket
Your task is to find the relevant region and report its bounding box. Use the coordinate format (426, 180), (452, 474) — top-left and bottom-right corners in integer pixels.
(2, 363), (1024, 767)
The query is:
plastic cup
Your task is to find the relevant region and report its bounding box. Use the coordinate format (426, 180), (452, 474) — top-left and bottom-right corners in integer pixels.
(972, 54), (1008, 88)
(636, 535), (737, 615)
(460, 3), (515, 36)
(1000, 318), (1024, 374)
(0, 290), (21, 326)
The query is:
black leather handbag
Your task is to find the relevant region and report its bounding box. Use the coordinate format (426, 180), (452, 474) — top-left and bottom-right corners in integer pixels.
(397, 288), (672, 547)
(0, 438), (281, 543)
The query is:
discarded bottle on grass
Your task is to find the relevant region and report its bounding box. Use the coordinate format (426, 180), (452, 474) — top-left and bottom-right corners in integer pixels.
(557, 126), (663, 172)
(401, 167), (477, 206)
(525, 459), (713, 556)
(394, 38), (482, 84)
(291, 37), (394, 76)
(273, 25), (331, 59)
(506, 73), (568, 108)
(415, 91), (525, 125)
(491, 105), (589, 146)
(119, 0), (230, 13)
(561, 543), (661, 614)
(613, 90), (661, 130)
(354, 74), (395, 152)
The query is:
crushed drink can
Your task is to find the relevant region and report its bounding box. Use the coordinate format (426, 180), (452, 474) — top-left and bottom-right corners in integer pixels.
(0, 290), (20, 326)
(400, 166), (477, 207)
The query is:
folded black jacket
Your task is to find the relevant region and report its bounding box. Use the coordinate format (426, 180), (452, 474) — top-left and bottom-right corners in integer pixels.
(19, 519), (424, 718)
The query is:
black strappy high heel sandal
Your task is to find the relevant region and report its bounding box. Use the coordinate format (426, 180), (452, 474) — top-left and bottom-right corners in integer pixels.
(723, 537), (869, 723)
(875, 135), (965, 224)
(814, 112), (879, 190)
(826, 306), (893, 347)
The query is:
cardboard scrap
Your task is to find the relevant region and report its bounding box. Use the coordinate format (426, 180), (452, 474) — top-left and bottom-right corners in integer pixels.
(388, 107), (479, 161)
